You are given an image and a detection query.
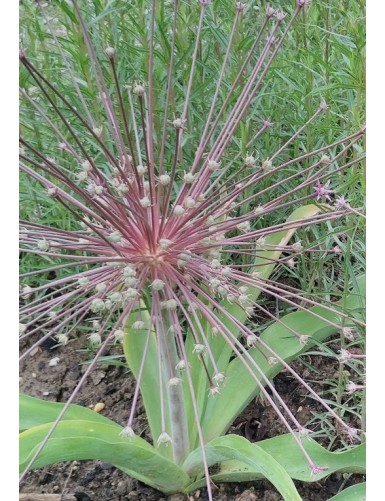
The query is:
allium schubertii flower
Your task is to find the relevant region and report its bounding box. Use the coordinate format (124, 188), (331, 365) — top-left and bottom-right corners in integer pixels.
(20, 0), (365, 494)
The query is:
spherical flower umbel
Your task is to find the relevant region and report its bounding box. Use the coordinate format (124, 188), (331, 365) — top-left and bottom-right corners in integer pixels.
(19, 1), (365, 496)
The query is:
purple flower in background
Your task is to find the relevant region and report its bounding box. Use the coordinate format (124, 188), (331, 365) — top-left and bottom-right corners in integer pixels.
(314, 179), (334, 201)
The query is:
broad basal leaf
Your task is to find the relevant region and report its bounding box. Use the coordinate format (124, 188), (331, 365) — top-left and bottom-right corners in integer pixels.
(20, 420), (190, 494)
(328, 483), (366, 501)
(183, 434), (301, 501)
(19, 394), (119, 432)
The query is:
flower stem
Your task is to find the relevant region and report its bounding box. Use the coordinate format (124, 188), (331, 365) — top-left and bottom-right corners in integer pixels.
(158, 312), (190, 464)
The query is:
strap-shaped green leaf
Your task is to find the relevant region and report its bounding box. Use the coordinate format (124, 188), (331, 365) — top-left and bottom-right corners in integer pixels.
(328, 483), (366, 501)
(20, 420), (190, 494)
(258, 434), (365, 481)
(183, 434), (364, 500)
(183, 434), (301, 501)
(19, 394), (119, 431)
(122, 305), (169, 450)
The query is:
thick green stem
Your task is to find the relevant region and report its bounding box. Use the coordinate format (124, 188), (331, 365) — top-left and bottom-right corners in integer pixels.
(159, 315), (190, 465)
(168, 383), (190, 465)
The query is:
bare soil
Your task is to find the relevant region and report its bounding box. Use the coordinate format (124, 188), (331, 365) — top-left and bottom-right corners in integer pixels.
(19, 336), (364, 500)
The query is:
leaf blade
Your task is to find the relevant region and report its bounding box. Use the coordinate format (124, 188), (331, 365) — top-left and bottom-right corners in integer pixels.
(20, 420), (190, 494)
(19, 394), (119, 431)
(183, 434), (302, 501)
(327, 483), (366, 501)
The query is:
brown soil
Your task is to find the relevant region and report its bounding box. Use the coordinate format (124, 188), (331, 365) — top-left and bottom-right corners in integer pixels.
(19, 337), (364, 500)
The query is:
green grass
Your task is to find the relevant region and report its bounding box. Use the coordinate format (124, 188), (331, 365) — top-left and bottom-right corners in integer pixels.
(19, 0), (366, 220)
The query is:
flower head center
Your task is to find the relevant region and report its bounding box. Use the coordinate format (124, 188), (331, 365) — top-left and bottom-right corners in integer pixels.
(141, 246), (169, 271)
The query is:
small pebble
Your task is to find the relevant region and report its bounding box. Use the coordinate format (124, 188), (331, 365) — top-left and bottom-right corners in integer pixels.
(49, 356), (60, 367)
(93, 402), (106, 413)
(42, 391), (50, 396)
